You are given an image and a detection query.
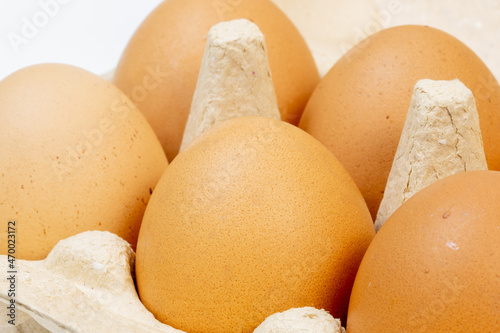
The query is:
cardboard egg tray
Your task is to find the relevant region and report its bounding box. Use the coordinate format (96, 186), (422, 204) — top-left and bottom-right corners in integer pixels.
(0, 231), (185, 333)
(2, 1), (500, 332)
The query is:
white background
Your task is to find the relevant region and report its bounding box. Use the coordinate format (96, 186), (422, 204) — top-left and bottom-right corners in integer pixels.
(0, 0), (163, 80)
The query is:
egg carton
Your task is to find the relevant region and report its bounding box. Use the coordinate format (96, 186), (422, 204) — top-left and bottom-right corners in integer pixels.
(3, 2), (498, 332)
(0, 231), (177, 333)
(0, 231), (344, 333)
(0, 78), (488, 333)
(0, 77), (489, 333)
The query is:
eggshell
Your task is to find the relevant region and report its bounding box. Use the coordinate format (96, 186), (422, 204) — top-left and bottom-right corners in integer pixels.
(346, 170), (500, 332)
(0, 64), (167, 260)
(136, 117), (374, 332)
(113, 0), (320, 161)
(299, 25), (500, 218)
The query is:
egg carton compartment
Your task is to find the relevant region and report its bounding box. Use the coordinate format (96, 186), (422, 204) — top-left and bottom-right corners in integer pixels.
(0, 231), (181, 333)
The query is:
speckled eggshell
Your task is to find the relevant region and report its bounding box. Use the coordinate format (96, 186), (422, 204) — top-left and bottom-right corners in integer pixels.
(299, 25), (500, 218)
(347, 170), (500, 332)
(0, 64), (168, 260)
(113, 0), (320, 161)
(136, 117), (375, 332)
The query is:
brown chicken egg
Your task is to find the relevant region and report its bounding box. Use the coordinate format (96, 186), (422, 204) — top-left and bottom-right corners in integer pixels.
(113, 0), (320, 161)
(0, 64), (167, 260)
(347, 170), (500, 332)
(299, 25), (500, 218)
(136, 117), (375, 332)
